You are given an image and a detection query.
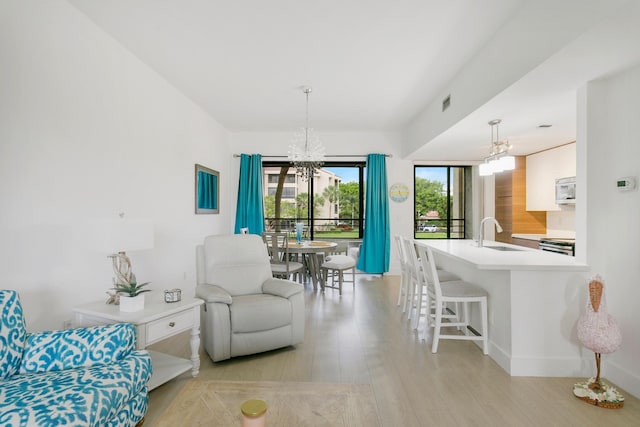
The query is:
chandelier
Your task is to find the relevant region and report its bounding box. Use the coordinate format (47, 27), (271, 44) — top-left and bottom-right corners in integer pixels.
(288, 86), (325, 181)
(479, 119), (515, 176)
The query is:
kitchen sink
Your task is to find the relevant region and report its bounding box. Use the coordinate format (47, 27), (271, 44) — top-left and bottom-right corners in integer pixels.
(483, 245), (524, 252)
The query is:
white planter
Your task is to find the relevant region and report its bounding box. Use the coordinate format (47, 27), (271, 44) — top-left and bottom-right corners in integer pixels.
(119, 294), (145, 312)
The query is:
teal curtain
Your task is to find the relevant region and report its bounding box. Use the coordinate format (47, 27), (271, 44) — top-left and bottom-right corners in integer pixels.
(356, 154), (390, 274)
(234, 154), (265, 235)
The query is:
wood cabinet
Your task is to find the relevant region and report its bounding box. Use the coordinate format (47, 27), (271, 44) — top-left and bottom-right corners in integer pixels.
(495, 156), (546, 245)
(526, 143), (576, 211)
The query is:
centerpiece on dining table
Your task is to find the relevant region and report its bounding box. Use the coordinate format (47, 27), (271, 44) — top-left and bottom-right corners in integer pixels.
(295, 222), (304, 244)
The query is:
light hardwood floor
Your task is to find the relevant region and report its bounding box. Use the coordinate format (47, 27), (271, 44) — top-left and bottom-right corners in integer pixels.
(145, 275), (639, 426)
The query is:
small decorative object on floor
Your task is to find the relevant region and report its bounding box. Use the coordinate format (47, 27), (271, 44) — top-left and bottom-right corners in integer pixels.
(164, 288), (182, 303)
(573, 378), (624, 408)
(241, 399), (267, 427)
(574, 275), (624, 408)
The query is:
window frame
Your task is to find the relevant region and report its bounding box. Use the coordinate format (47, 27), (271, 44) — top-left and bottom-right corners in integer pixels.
(262, 161), (366, 239)
(413, 165), (468, 240)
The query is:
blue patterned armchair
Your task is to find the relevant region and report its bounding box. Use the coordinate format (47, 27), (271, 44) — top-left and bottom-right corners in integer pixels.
(0, 290), (152, 426)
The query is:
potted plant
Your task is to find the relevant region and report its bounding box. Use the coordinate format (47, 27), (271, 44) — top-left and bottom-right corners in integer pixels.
(113, 274), (150, 312)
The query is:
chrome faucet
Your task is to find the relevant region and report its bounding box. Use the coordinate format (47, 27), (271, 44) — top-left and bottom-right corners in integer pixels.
(478, 217), (503, 247)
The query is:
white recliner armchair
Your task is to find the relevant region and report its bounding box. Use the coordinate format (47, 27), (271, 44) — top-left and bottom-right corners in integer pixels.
(196, 234), (305, 362)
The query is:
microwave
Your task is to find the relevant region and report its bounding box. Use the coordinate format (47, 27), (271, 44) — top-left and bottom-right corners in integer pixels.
(556, 176), (576, 204)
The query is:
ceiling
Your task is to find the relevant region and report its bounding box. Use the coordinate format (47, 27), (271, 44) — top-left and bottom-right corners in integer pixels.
(68, 0), (640, 160)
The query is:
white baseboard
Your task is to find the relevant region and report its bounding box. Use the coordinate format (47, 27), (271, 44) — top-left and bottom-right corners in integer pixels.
(509, 356), (585, 377)
(489, 342), (585, 377)
(488, 341), (511, 374)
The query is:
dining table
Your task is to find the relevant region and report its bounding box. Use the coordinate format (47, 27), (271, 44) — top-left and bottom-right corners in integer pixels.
(287, 240), (338, 290)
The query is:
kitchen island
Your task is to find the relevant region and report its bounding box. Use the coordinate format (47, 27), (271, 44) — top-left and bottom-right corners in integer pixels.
(416, 239), (590, 377)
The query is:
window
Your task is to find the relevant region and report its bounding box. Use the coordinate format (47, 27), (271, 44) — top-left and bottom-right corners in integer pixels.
(414, 166), (470, 239)
(262, 162), (365, 239)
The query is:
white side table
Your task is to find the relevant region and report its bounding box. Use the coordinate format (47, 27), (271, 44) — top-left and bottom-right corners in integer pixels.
(72, 295), (204, 390)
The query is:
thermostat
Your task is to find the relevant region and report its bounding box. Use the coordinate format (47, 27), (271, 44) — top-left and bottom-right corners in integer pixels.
(616, 177), (636, 191)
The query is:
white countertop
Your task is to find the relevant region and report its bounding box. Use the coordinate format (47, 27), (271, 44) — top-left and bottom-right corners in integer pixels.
(416, 239), (588, 271)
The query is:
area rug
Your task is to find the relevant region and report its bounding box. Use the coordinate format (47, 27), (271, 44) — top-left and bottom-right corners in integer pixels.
(155, 379), (381, 426)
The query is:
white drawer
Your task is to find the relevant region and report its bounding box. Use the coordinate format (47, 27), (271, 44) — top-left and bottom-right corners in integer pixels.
(146, 310), (194, 344)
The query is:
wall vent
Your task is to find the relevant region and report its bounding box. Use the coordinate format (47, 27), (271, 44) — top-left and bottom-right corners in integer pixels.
(442, 94), (451, 112)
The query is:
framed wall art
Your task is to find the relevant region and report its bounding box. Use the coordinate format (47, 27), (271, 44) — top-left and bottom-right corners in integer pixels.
(195, 164), (219, 214)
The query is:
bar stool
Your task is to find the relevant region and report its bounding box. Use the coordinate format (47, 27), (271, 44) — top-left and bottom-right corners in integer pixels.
(394, 235), (410, 310)
(402, 236), (430, 328)
(404, 237), (461, 329)
(417, 244), (488, 354)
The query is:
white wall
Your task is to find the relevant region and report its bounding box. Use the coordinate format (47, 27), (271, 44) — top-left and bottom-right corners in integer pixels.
(404, 0), (627, 156)
(578, 64), (640, 397)
(231, 131), (415, 275)
(0, 1), (233, 331)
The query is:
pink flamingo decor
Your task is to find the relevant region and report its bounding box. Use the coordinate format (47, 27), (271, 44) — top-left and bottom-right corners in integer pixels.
(574, 275), (624, 408)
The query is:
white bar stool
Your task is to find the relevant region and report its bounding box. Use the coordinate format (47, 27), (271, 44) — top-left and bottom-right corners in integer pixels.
(417, 244), (488, 354)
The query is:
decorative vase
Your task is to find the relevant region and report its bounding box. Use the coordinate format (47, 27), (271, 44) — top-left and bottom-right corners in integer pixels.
(241, 399), (267, 427)
(119, 294), (145, 312)
(295, 222), (304, 244)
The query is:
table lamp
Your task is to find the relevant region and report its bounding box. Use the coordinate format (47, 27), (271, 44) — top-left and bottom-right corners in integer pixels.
(101, 214), (154, 287)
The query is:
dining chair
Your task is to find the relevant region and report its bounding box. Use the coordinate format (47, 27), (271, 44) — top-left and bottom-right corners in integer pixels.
(261, 232), (305, 282)
(416, 244), (488, 354)
(347, 240), (361, 264)
(320, 241), (356, 295)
